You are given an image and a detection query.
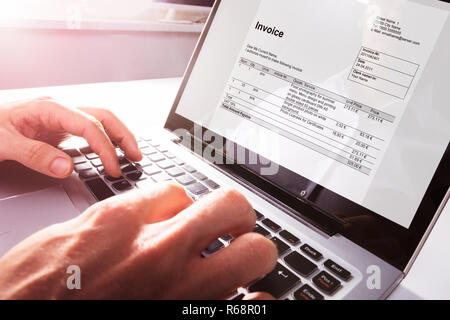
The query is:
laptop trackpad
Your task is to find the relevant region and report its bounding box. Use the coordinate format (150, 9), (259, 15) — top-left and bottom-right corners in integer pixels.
(0, 186), (81, 257)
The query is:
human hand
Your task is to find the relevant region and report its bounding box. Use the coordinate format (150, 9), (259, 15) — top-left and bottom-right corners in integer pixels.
(0, 97), (142, 178)
(0, 183), (278, 300)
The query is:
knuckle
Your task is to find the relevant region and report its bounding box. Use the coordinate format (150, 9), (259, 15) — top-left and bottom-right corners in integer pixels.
(220, 188), (249, 206)
(219, 188), (254, 223)
(87, 193), (138, 223)
(164, 182), (192, 201)
(37, 99), (57, 108)
(29, 99), (45, 110)
(102, 108), (115, 117)
(26, 143), (46, 162)
(37, 96), (53, 101)
(31, 100), (61, 116)
(88, 118), (105, 131)
(247, 233), (278, 270)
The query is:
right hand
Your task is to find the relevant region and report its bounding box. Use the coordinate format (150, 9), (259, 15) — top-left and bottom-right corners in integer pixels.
(0, 183), (278, 300)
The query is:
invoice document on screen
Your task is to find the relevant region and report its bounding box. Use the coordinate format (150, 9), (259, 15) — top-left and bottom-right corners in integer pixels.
(177, 0), (449, 228)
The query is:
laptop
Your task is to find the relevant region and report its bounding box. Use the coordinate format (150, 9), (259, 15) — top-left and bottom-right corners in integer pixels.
(0, 0), (449, 300)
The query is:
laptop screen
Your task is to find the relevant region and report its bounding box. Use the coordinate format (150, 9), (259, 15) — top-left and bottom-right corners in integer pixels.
(167, 0), (450, 270)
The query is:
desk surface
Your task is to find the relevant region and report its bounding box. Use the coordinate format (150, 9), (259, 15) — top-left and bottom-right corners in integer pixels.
(0, 78), (448, 299)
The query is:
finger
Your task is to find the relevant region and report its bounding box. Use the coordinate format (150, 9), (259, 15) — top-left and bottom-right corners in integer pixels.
(194, 233), (278, 299)
(78, 107), (142, 162)
(1, 96), (51, 108)
(10, 135), (73, 178)
(175, 189), (256, 253)
(135, 182), (194, 223)
(243, 292), (276, 300)
(29, 100), (121, 177)
(88, 182), (193, 224)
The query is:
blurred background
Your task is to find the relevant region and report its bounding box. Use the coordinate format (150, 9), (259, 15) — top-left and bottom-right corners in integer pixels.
(0, 0), (215, 89)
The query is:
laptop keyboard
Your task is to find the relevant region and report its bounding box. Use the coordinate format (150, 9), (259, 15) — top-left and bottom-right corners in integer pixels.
(64, 135), (353, 300)
(64, 137), (220, 202)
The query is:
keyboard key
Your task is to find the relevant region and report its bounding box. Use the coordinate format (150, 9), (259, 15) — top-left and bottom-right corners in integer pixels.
(279, 230), (300, 246)
(183, 165), (196, 173)
(149, 154), (166, 162)
(152, 173), (172, 183)
(324, 259), (351, 281)
(80, 146), (92, 154)
(312, 271), (341, 295)
(79, 169), (98, 180)
(270, 237), (290, 256)
(294, 285), (324, 301)
(176, 175), (196, 186)
(121, 164), (138, 173)
(143, 165), (162, 176)
(166, 167), (185, 177)
(149, 141), (160, 147)
(105, 175), (124, 182)
(118, 157), (130, 166)
(248, 263), (300, 299)
(135, 157), (152, 168)
(156, 146), (168, 153)
(63, 148), (81, 157)
(127, 171), (145, 181)
(136, 179), (157, 189)
(204, 239), (224, 255)
(173, 158), (185, 165)
(72, 156), (87, 165)
(74, 163), (91, 172)
(187, 182), (209, 195)
(204, 179), (220, 190)
(97, 166), (105, 174)
(253, 224), (270, 237)
(142, 148), (157, 156)
(85, 178), (115, 201)
(165, 152), (176, 159)
(157, 160), (175, 170)
(138, 141), (149, 149)
(221, 234), (233, 242)
(85, 152), (99, 160)
(112, 180), (132, 192)
(261, 218), (281, 232)
(254, 210), (264, 220)
(192, 171), (207, 181)
(91, 158), (103, 167)
(300, 244), (323, 261)
(284, 252), (317, 277)
(280, 230), (300, 246)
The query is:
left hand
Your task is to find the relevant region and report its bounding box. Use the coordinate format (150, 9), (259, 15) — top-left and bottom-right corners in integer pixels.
(0, 97), (142, 178)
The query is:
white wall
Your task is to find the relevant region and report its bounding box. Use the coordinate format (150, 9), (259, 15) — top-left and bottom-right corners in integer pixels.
(0, 27), (200, 89)
(0, 0), (160, 21)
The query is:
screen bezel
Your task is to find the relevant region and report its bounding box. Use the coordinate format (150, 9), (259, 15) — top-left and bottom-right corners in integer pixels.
(165, 0), (450, 271)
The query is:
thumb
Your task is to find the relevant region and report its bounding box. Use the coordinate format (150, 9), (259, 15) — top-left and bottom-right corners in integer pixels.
(11, 135), (74, 179)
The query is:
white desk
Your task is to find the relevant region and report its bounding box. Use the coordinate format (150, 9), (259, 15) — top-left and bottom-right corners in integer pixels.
(0, 78), (448, 299)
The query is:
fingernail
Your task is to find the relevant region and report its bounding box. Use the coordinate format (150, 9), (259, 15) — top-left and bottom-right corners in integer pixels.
(50, 158), (72, 177)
